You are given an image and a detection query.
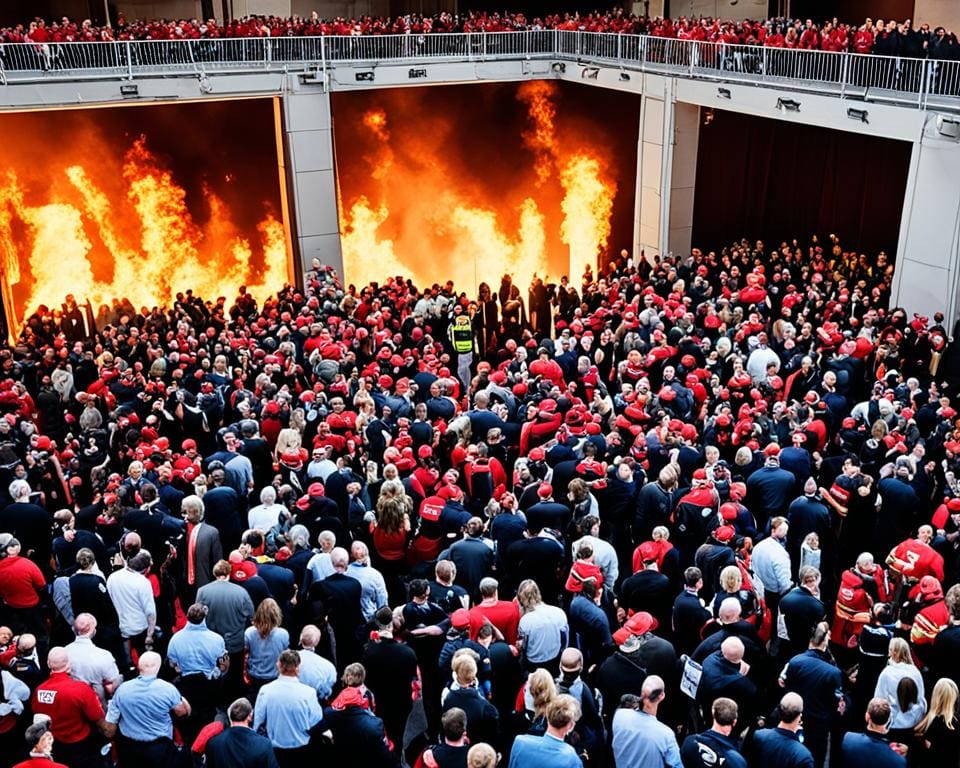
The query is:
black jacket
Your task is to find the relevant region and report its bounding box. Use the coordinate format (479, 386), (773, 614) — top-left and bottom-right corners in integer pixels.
(322, 705), (397, 766)
(205, 725), (279, 768)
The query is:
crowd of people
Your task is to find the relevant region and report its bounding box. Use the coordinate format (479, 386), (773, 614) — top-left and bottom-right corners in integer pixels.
(2, 10), (960, 60)
(1, 232), (960, 768)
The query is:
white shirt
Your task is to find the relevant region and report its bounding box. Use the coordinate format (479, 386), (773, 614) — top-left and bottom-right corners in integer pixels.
(751, 536), (793, 596)
(248, 503), (287, 533)
(306, 459), (338, 482)
(65, 636), (121, 705)
(107, 567), (156, 637)
(307, 551), (334, 582)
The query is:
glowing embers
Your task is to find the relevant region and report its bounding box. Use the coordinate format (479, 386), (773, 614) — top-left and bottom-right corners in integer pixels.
(0, 101), (289, 326)
(336, 82), (620, 292)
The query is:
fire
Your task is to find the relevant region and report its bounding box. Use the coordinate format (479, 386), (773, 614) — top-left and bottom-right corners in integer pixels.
(338, 84), (617, 293)
(0, 130), (288, 328)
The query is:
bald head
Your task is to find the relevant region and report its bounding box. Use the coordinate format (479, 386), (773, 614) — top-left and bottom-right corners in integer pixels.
(779, 692), (804, 726)
(330, 547), (349, 571)
(560, 647), (583, 674)
(720, 636), (745, 664)
(641, 674), (666, 701)
(74, 613), (97, 638)
(718, 597), (742, 623)
(46, 647), (69, 673)
(138, 651), (162, 676)
(300, 624), (321, 649)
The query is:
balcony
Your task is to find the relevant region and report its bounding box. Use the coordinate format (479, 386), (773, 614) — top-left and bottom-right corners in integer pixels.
(1, 30), (958, 112)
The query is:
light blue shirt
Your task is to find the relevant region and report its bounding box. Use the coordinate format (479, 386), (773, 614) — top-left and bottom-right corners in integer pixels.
(518, 604), (568, 663)
(346, 561), (388, 621)
(297, 648), (337, 700)
(507, 732), (581, 768)
(167, 620), (226, 678)
(244, 626), (290, 680)
(253, 674), (323, 748)
(106, 675), (183, 740)
(612, 708), (682, 768)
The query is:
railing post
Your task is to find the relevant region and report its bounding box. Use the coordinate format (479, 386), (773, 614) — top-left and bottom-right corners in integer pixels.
(617, 32), (622, 65)
(320, 34), (326, 73)
(125, 40), (133, 79)
(689, 40), (696, 77)
(840, 53), (849, 98)
(482, 30), (487, 62)
(920, 59), (929, 108)
(761, 45), (768, 78)
(640, 34), (646, 71)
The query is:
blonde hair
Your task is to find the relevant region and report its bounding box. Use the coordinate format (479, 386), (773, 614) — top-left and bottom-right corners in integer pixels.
(528, 669), (557, 719)
(918, 678), (959, 734)
(274, 428), (302, 459)
(452, 653), (478, 686)
(888, 637), (913, 666)
(467, 743), (498, 768)
(517, 580), (542, 614)
(719, 565), (743, 594)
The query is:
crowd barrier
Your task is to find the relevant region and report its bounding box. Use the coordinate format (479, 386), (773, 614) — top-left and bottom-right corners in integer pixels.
(1, 30), (958, 108)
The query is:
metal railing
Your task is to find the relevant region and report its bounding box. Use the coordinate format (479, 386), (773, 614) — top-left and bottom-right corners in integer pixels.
(1, 31), (959, 109)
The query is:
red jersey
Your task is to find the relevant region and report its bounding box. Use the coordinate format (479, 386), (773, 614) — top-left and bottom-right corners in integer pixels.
(469, 600), (520, 644)
(31, 672), (104, 743)
(0, 556), (45, 608)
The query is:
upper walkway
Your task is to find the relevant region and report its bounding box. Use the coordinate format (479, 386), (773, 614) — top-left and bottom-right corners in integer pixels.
(2, 30), (959, 111)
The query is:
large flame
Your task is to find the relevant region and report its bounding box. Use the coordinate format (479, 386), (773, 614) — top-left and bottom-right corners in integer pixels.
(0, 128), (288, 326)
(337, 83), (618, 293)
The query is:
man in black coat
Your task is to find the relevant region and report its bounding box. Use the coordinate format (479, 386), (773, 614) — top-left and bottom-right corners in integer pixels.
(696, 637), (758, 727)
(361, 607), (419, 756)
(443, 518), (495, 599)
(310, 547), (364, 669)
(692, 598), (764, 667)
(672, 566), (711, 657)
(525, 484), (571, 534)
(322, 688), (397, 766)
(779, 566), (827, 659)
(205, 698), (279, 768)
(2, 478), (53, 571)
(620, 542), (673, 633)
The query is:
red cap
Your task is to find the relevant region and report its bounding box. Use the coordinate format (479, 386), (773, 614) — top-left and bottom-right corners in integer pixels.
(182, 438), (197, 451)
(714, 525), (736, 542)
(692, 468), (708, 481)
(35, 435), (52, 451)
(451, 609), (471, 630)
(720, 503), (738, 522)
(537, 483), (553, 499)
(947, 497), (960, 513)
(307, 482), (325, 497)
(417, 445), (433, 459)
(763, 443), (781, 457)
(528, 447), (546, 462)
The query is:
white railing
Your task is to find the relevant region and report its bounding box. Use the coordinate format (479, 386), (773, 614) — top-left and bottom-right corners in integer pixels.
(1, 31), (959, 109)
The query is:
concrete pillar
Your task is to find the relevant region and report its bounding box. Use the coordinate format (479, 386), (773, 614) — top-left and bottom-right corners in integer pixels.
(667, 101), (699, 259)
(634, 79), (669, 263)
(891, 116), (960, 321)
(282, 82), (343, 280)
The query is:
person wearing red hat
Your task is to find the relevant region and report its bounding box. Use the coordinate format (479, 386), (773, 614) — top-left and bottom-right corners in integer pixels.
(620, 542), (673, 632)
(525, 483), (570, 534)
(746, 445), (796, 526)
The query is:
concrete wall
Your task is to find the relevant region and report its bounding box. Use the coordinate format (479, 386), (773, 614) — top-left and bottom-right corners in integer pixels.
(913, 0), (960, 33)
(115, 0), (200, 20)
(891, 115), (960, 321)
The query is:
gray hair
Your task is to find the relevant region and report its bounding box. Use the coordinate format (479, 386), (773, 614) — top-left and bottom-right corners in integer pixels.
(288, 524), (311, 550)
(181, 495), (205, 520)
(260, 486), (277, 504)
(8, 479), (30, 501)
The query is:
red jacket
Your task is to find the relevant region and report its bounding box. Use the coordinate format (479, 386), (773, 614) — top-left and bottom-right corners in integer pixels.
(0, 556), (45, 608)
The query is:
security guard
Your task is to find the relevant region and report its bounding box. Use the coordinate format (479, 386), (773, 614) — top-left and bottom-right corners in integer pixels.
(449, 306), (475, 389)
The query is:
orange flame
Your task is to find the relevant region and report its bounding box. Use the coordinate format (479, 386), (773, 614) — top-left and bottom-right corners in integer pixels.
(339, 87), (617, 294)
(0, 133), (288, 326)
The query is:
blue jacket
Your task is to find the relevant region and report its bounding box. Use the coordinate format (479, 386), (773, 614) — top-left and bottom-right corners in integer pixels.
(781, 649), (843, 724)
(749, 727), (814, 768)
(205, 725), (279, 768)
(681, 729), (748, 768)
(840, 731), (906, 768)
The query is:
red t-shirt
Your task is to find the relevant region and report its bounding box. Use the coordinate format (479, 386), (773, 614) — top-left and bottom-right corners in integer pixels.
(469, 600), (520, 644)
(32, 672), (104, 743)
(0, 556), (46, 608)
